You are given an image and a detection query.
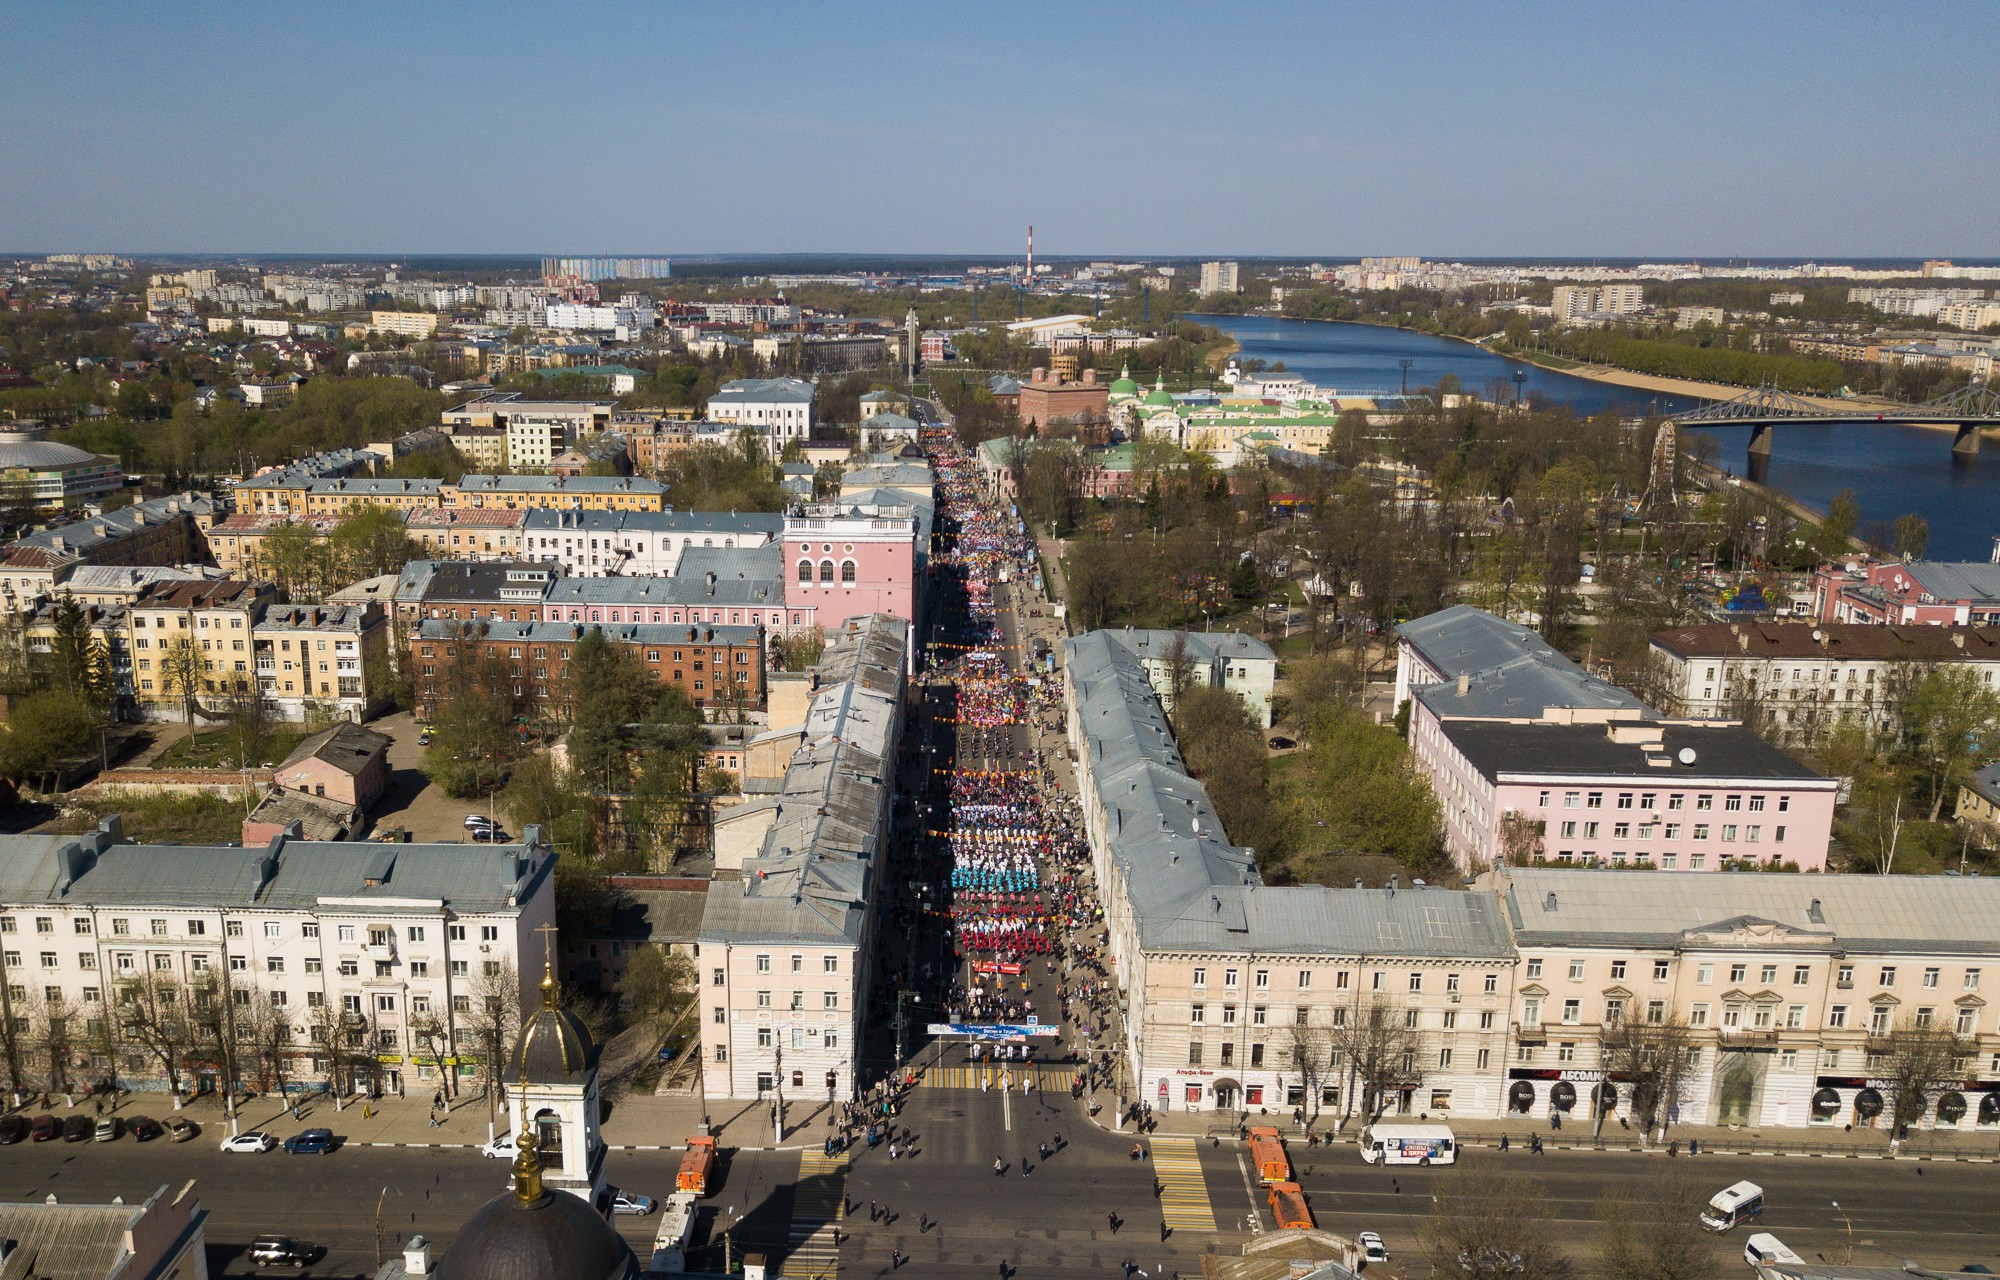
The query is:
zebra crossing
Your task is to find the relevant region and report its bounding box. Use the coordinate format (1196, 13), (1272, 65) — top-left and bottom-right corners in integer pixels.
(918, 1063), (1073, 1091)
(1149, 1136), (1218, 1232)
(780, 1149), (849, 1277)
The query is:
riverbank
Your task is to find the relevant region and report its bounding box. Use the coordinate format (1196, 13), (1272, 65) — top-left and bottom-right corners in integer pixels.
(1691, 457), (1880, 555)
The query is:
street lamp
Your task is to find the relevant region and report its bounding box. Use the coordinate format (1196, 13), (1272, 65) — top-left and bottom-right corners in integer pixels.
(1831, 1200), (1852, 1263)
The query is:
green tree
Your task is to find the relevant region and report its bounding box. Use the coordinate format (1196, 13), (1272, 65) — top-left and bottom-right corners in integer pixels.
(422, 684), (519, 799)
(0, 689), (104, 785)
(1901, 666), (2000, 819)
(1815, 488), (1860, 560)
(329, 504), (421, 581)
(259, 520), (330, 603)
(1891, 512), (1930, 560)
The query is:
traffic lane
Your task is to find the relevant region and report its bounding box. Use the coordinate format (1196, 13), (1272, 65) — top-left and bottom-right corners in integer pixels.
(1279, 1148), (2000, 1272)
(0, 1138), (754, 1275)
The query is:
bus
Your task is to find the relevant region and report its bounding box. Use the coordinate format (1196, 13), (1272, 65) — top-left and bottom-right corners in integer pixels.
(1358, 1121), (1457, 1165)
(1699, 1181), (1763, 1233)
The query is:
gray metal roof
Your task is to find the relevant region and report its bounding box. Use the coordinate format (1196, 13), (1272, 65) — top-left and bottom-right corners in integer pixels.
(0, 1195), (156, 1280)
(1400, 605), (1650, 720)
(415, 618), (762, 646)
(1505, 866), (2000, 955)
(521, 509), (785, 537)
(1968, 760), (2000, 808)
(1903, 560), (2000, 604)
(1396, 605), (1565, 679)
(455, 474), (665, 496)
(8, 493), (217, 563)
(1442, 720), (1827, 785)
(1105, 628), (1277, 665)
(710, 376), (814, 405)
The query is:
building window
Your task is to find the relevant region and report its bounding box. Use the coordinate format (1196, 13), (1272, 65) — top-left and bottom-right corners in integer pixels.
(1568, 960), (1585, 981)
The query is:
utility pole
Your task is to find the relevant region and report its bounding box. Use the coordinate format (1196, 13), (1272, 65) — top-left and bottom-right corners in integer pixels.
(1399, 358), (1414, 395)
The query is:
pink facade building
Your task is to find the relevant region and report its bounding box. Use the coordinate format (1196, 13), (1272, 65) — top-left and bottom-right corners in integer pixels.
(783, 503), (920, 635)
(1812, 556), (2000, 626)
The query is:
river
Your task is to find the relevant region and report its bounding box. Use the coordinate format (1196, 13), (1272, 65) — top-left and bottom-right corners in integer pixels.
(1203, 315), (2000, 560)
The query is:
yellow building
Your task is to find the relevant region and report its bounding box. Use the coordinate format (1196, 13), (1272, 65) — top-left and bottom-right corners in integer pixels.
(441, 475), (666, 512)
(127, 580), (278, 720)
(369, 310), (440, 339)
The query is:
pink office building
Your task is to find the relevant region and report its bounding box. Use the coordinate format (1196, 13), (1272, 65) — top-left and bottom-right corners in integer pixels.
(783, 503), (920, 634)
(1812, 556), (2000, 626)
(1417, 710), (1837, 874)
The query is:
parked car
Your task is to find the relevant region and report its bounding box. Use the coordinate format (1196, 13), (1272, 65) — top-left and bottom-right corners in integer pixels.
(479, 1134), (518, 1160)
(62, 1115), (93, 1142)
(656, 1035), (686, 1062)
(0, 1115), (27, 1145)
(417, 728), (434, 746)
(247, 1237), (322, 1268)
(282, 1128), (335, 1154)
(127, 1115), (163, 1142)
(221, 1130), (278, 1154)
(469, 826), (508, 842)
(94, 1116), (122, 1142)
(162, 1115), (199, 1143)
(1267, 735), (1297, 750)
(1359, 1231), (1389, 1265)
(463, 813), (494, 830)
(30, 1114), (58, 1142)
(611, 1192), (656, 1216)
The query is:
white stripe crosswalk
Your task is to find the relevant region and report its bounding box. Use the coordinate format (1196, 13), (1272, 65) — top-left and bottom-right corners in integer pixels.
(1150, 1136), (1218, 1232)
(780, 1149), (849, 1278)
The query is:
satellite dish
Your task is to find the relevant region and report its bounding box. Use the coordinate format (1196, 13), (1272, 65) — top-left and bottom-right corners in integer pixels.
(1811, 629), (1824, 643)
(1677, 747), (1698, 766)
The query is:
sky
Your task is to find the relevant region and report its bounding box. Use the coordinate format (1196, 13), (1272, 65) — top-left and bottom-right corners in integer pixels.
(2, 0), (1997, 259)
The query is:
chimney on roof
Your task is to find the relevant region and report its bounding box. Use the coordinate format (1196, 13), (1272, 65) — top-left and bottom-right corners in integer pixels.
(1545, 892), (1558, 912)
(1953, 631), (1966, 649)
(1456, 671), (1469, 697)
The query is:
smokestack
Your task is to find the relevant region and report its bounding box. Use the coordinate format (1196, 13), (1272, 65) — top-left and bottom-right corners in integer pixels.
(1027, 224), (1033, 281)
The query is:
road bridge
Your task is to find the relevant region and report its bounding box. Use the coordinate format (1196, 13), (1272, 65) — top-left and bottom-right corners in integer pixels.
(1670, 380), (2000, 462)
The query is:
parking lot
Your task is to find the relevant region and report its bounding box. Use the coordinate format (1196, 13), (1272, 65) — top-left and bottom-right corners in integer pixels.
(358, 711), (511, 844)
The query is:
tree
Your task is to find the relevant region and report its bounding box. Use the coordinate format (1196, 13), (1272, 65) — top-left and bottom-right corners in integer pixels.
(1900, 666), (2000, 819)
(1497, 813), (1547, 865)
(0, 689), (105, 786)
(330, 504), (422, 581)
(618, 947), (695, 1026)
(463, 963), (522, 1129)
(259, 521), (331, 603)
(1333, 994), (1426, 1123)
(307, 994), (360, 1106)
(187, 970), (247, 1120)
(1891, 512), (1930, 560)
(44, 597), (116, 708)
(1599, 1013), (1695, 1140)
(24, 989), (77, 1095)
(1594, 1161), (1719, 1280)
(155, 634), (212, 727)
(117, 972), (194, 1102)
(1421, 1170), (1577, 1280)
(1280, 1023), (1340, 1130)
(1875, 1015), (1972, 1134)
(1173, 683), (1276, 854)
(241, 990), (297, 1097)
(423, 683), (520, 799)
(1814, 488), (1860, 560)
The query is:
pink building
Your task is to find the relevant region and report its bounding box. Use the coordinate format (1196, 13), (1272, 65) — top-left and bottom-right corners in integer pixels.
(1812, 556), (2000, 626)
(783, 503), (919, 634)
(1417, 709), (1837, 874)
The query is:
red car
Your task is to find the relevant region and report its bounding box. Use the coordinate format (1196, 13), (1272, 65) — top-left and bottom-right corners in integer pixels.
(29, 1114), (58, 1142)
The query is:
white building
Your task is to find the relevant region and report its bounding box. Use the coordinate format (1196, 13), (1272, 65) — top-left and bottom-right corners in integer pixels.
(519, 510), (784, 579)
(698, 615), (908, 1105)
(1199, 261), (1241, 295)
(706, 377), (815, 448)
(1097, 628), (1278, 728)
(0, 818), (554, 1098)
(545, 304), (655, 335)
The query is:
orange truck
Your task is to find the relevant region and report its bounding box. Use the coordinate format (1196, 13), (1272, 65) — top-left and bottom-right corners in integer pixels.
(1246, 1126), (1291, 1185)
(676, 1136), (717, 1195)
(1268, 1181), (1314, 1230)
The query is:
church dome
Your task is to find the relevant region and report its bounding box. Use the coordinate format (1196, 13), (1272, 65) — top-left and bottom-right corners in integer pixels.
(438, 1131), (634, 1280)
(512, 970), (597, 1084)
(1108, 363), (1140, 397)
(1142, 376), (1175, 407)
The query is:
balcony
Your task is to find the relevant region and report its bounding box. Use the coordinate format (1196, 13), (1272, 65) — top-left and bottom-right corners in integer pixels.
(1716, 1027), (1779, 1048)
(1514, 1020), (1547, 1043)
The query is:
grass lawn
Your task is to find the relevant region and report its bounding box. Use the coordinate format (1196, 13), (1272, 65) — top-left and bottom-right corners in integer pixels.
(67, 790), (245, 844)
(154, 727), (308, 771)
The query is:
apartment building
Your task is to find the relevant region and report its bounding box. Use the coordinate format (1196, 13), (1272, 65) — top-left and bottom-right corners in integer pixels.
(1093, 628), (1278, 728)
(1199, 261), (1241, 294)
(706, 377), (814, 448)
(441, 395), (616, 437)
(1812, 557), (2000, 626)
(698, 614), (907, 1103)
(235, 450), (380, 516)
(405, 507), (531, 561)
(1650, 621), (2000, 744)
(128, 580), (279, 720)
(300, 477), (443, 517)
(520, 509), (783, 579)
(411, 562), (556, 624)
(202, 514), (339, 579)
(368, 310), (440, 339)
(1495, 867), (2000, 1132)
(782, 503), (921, 634)
(410, 619), (765, 717)
(252, 603), (388, 722)
(0, 493), (217, 606)
(0, 818), (554, 1098)
(1065, 630), (1518, 1118)
(540, 545), (806, 634)
(443, 475), (666, 513)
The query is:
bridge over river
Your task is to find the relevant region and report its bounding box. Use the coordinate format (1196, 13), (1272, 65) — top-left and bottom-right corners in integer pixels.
(1671, 380), (2000, 463)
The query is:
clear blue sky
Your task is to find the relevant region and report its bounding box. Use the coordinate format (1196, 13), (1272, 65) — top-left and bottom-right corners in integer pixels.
(3, 0), (1995, 258)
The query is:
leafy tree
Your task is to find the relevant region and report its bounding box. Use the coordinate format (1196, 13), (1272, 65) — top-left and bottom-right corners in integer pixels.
(0, 689), (105, 784)
(1900, 665), (2000, 819)
(1815, 488), (1861, 560)
(329, 504), (421, 581)
(422, 684), (520, 799)
(1594, 1162), (1720, 1280)
(1173, 683), (1277, 854)
(618, 946), (694, 1025)
(259, 520), (332, 603)
(1422, 1170), (1577, 1280)
(1891, 512), (1930, 560)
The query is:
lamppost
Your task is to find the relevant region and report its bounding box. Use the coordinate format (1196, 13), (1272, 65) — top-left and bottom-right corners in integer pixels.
(1831, 1200), (1852, 1263)
(1399, 358), (1414, 395)
(1514, 369), (1528, 406)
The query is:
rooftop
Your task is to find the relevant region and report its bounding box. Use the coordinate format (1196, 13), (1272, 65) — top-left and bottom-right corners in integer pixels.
(1439, 719), (1828, 785)
(709, 376), (814, 406)
(281, 722), (392, 776)
(1653, 621), (2000, 662)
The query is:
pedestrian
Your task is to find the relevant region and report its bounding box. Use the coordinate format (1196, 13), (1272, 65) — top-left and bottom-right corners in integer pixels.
(892, 1248), (903, 1269)
(994, 1155), (1005, 1176)
(869, 1199), (879, 1222)
(1109, 1212), (1122, 1234)
(1689, 1138), (1699, 1157)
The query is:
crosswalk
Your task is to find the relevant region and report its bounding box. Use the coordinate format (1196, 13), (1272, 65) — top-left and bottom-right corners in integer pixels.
(781, 1149), (849, 1278)
(1149, 1136), (1218, 1233)
(919, 1063), (1073, 1092)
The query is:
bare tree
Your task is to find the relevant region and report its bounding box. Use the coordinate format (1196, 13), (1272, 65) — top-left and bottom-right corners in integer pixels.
(241, 991), (297, 1098)
(1333, 994), (1426, 1124)
(1595, 1160), (1721, 1280)
(306, 996), (360, 1108)
(1599, 1013), (1695, 1141)
(25, 989), (77, 1097)
(1279, 1022), (1340, 1131)
(117, 972), (193, 1102)
(463, 962), (522, 1129)
(410, 1013), (458, 1103)
(1421, 1169), (1577, 1280)
(1875, 1014), (1973, 1135)
(1497, 814), (1546, 867)
(1162, 630), (1195, 721)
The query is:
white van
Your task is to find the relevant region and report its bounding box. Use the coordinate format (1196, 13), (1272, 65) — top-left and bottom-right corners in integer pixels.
(1700, 1180), (1764, 1232)
(649, 1191), (699, 1273)
(1358, 1122), (1457, 1165)
(1743, 1233), (1804, 1268)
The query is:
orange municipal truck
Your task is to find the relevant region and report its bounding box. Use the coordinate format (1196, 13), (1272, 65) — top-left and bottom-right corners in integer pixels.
(1246, 1126), (1291, 1184)
(1267, 1181), (1314, 1230)
(676, 1136), (717, 1195)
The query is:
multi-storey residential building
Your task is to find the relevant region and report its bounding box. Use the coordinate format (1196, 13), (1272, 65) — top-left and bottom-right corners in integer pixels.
(1812, 557), (2000, 626)
(1417, 710), (1838, 873)
(0, 817), (553, 1098)
(442, 394), (616, 436)
(128, 580), (279, 720)
(1065, 630), (1519, 1118)
(1094, 628), (1278, 728)
(1199, 261), (1241, 294)
(368, 310), (440, 339)
(300, 478), (443, 516)
(781, 502), (920, 635)
(202, 514), (339, 580)
(706, 378), (814, 448)
(540, 545), (805, 633)
(252, 603), (388, 722)
(405, 507), (531, 561)
(505, 417), (567, 472)
(443, 475), (665, 513)
(0, 494), (217, 607)
(411, 619), (765, 718)
(520, 510), (783, 579)
(49, 565), (232, 612)
(411, 561), (556, 624)
(235, 449), (379, 516)
(698, 614), (907, 1104)
(1650, 621), (2000, 744)
(1495, 867), (2000, 1132)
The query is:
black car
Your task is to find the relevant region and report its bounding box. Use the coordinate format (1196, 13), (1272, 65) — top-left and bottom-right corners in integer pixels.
(61, 1114), (93, 1142)
(0, 1115), (26, 1145)
(127, 1115), (163, 1142)
(247, 1237), (321, 1268)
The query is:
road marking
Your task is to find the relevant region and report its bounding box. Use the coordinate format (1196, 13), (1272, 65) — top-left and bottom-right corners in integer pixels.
(1234, 1152), (1264, 1235)
(1149, 1137), (1218, 1233)
(781, 1149), (849, 1278)
(1002, 1076), (1011, 1131)
(916, 1064), (1069, 1091)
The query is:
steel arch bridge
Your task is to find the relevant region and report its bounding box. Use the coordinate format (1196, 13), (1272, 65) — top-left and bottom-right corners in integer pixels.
(1669, 380), (2000, 460)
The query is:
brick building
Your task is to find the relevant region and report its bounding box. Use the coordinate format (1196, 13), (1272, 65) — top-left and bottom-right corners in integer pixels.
(1016, 366), (1108, 437)
(412, 619), (765, 718)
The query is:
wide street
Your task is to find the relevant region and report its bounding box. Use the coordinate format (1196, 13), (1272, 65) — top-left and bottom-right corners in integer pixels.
(6, 1090), (1997, 1279)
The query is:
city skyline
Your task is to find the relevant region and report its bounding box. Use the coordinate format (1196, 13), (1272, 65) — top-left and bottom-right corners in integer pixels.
(3, 0), (1997, 258)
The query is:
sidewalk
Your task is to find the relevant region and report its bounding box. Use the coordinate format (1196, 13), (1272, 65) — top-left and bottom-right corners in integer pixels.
(1102, 1103), (2000, 1163)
